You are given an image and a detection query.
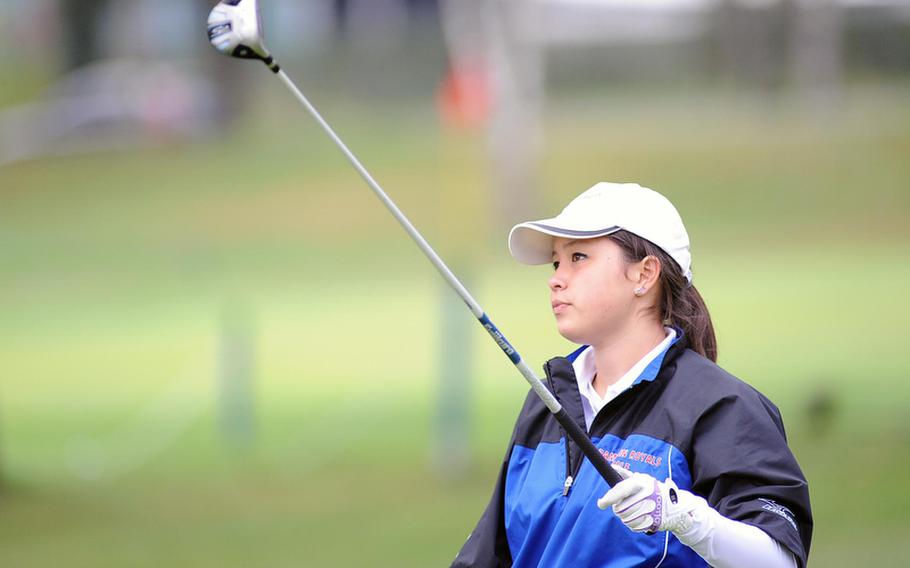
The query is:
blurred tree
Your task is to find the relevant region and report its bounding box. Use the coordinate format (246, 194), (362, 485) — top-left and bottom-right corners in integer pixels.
(60, 0), (109, 72)
(217, 301), (257, 449)
(195, 0), (249, 130)
(483, 0), (544, 231)
(433, 0), (486, 478)
(434, 278), (473, 478)
(789, 0), (844, 107)
(333, 0), (349, 37)
(0, 405), (4, 491)
(713, 0), (790, 92)
(440, 0), (543, 231)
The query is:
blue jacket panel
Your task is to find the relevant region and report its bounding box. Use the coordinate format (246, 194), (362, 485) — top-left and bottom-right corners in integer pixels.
(505, 434), (705, 568)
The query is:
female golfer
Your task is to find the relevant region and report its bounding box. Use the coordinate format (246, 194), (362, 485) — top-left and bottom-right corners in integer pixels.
(452, 182), (812, 567)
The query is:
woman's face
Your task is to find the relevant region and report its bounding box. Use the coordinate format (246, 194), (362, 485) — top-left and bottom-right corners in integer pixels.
(549, 236), (638, 345)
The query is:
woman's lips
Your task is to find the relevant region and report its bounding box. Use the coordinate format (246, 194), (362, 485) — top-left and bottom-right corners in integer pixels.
(552, 301), (569, 314)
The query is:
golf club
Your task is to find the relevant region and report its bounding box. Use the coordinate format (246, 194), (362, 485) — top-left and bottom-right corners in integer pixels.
(206, 0), (623, 488)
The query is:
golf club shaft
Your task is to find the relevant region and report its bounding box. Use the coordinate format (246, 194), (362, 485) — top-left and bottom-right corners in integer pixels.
(273, 68), (622, 488)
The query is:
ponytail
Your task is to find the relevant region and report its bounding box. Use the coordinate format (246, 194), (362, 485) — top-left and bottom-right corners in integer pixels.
(607, 231), (718, 362)
(670, 283), (717, 362)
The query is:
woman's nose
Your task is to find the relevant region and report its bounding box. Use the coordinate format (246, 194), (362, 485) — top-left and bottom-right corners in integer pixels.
(549, 271), (566, 292)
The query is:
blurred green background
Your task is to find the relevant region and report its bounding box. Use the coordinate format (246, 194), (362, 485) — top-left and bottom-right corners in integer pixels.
(1, 1), (909, 566)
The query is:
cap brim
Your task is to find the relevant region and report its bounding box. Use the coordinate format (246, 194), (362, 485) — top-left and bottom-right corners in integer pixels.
(508, 221), (621, 265)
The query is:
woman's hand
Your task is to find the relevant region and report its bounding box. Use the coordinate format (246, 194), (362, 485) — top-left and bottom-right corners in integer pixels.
(597, 467), (704, 535)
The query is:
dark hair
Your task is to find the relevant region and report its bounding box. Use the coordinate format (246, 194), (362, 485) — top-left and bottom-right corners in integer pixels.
(607, 231), (717, 362)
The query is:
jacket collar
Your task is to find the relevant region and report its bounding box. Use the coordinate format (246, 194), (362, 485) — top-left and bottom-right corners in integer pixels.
(564, 326), (687, 387)
(632, 326), (684, 386)
(548, 327), (689, 434)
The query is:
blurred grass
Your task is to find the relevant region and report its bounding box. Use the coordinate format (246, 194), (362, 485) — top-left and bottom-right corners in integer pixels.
(1, 81), (909, 566)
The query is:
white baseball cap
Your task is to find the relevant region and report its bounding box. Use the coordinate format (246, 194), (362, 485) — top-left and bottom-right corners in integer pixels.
(508, 182), (693, 283)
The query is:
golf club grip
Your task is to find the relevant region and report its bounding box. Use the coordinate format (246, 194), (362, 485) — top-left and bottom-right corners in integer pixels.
(553, 408), (624, 487)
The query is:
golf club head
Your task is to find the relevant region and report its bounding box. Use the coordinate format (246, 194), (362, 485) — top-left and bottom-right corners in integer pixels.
(207, 0), (279, 71)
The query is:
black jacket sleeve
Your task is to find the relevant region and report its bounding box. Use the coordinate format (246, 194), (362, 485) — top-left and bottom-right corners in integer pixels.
(690, 390), (813, 568)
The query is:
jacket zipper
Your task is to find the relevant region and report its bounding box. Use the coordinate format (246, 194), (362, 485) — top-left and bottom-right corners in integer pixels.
(567, 448), (585, 496)
(565, 439), (586, 497)
(563, 415), (586, 497)
(563, 474), (574, 496)
(563, 433), (575, 496)
(544, 363), (577, 498)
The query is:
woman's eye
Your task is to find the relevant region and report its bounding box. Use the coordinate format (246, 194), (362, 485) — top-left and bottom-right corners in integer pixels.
(552, 261), (560, 270)
(572, 252), (587, 262)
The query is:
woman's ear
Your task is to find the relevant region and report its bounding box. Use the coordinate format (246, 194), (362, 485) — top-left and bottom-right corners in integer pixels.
(631, 255), (662, 296)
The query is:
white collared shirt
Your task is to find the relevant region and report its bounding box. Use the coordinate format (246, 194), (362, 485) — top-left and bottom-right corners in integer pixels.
(572, 327), (677, 431)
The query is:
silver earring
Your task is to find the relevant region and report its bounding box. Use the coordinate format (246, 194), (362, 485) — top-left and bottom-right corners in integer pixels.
(634, 287), (646, 296)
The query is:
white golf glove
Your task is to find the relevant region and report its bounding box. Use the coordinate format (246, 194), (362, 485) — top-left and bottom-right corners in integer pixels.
(596, 467), (707, 536)
(597, 468), (800, 568)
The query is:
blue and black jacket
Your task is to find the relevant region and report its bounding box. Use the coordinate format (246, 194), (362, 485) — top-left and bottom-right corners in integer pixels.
(452, 332), (812, 567)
